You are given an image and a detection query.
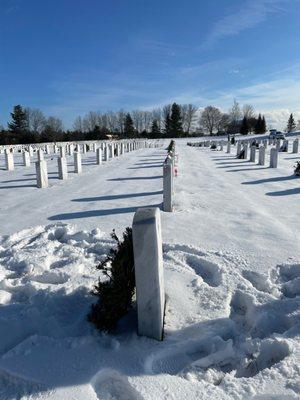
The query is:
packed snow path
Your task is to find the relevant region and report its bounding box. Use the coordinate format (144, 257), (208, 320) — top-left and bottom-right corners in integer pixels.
(0, 140), (299, 399)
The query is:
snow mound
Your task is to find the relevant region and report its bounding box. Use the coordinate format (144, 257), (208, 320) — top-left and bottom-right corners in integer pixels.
(0, 224), (299, 399)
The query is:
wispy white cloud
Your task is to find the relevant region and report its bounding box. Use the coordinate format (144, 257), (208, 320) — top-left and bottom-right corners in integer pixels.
(262, 109), (300, 129)
(168, 76), (300, 129)
(41, 60), (300, 130)
(201, 0), (290, 50)
(178, 57), (243, 78)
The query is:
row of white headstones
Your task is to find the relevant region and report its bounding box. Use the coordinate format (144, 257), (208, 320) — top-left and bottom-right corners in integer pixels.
(1, 140), (158, 188)
(132, 142), (177, 341)
(188, 137), (299, 168)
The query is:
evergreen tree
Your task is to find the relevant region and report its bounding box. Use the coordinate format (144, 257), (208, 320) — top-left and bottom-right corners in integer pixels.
(254, 114), (263, 134)
(164, 111), (171, 136)
(240, 116), (249, 135)
(8, 105), (28, 134)
(169, 103), (183, 137)
(286, 113), (296, 133)
(151, 119), (160, 137)
(261, 116), (267, 133)
(124, 113), (135, 137)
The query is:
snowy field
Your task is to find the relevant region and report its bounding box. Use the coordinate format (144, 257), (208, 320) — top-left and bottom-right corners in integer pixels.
(0, 139), (299, 399)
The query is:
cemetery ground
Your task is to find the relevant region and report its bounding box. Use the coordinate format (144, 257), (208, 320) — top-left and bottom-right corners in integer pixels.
(0, 138), (299, 400)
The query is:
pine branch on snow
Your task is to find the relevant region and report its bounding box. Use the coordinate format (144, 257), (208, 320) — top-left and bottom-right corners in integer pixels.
(88, 227), (135, 333)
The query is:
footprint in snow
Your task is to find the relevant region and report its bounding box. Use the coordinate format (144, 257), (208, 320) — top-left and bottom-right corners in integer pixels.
(276, 264), (300, 298)
(90, 369), (144, 400)
(163, 244), (222, 287)
(241, 270), (276, 295)
(30, 271), (69, 285)
(236, 339), (290, 378)
(145, 334), (235, 376)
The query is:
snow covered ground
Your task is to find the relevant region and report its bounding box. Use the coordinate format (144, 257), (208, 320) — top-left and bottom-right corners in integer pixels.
(0, 139), (299, 399)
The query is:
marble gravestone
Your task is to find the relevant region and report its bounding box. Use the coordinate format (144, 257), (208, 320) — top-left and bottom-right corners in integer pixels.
(36, 160), (48, 188)
(74, 151), (82, 173)
(270, 148), (278, 168)
(250, 145), (256, 162)
(293, 139), (299, 154)
(96, 148), (102, 165)
(5, 149), (14, 171)
(58, 157), (68, 180)
(258, 146), (265, 166)
(132, 207), (165, 341)
(163, 159), (173, 212)
(23, 151), (31, 167)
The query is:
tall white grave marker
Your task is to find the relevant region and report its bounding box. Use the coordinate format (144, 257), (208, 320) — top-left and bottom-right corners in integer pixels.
(270, 148), (278, 168)
(58, 157), (68, 180)
(36, 160), (48, 188)
(132, 207), (165, 341)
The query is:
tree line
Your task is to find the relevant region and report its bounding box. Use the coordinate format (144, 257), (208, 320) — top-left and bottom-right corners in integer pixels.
(0, 101), (298, 145)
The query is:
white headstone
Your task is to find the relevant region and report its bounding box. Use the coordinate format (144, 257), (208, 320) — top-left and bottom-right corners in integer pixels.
(23, 151), (30, 167)
(5, 149), (14, 171)
(270, 148), (278, 168)
(74, 152), (82, 173)
(58, 157), (68, 180)
(163, 159), (173, 212)
(293, 139), (299, 154)
(96, 148), (102, 165)
(69, 144), (74, 156)
(226, 142), (231, 153)
(36, 160), (48, 188)
(258, 146), (265, 165)
(103, 146), (109, 161)
(250, 145), (256, 162)
(132, 207), (165, 341)
(60, 146), (66, 158)
(37, 149), (44, 161)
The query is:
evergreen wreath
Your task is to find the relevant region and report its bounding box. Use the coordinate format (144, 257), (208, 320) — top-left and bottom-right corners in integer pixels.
(237, 148), (245, 159)
(294, 161), (300, 176)
(88, 228), (135, 332)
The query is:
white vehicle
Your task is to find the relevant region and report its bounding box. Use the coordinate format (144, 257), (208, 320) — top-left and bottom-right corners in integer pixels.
(269, 129), (285, 140)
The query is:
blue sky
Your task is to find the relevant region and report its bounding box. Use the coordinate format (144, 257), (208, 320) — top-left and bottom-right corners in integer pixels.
(1, 0), (300, 128)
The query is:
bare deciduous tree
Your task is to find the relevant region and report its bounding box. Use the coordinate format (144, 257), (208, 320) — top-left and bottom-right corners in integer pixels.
(229, 100), (242, 124)
(73, 116), (83, 132)
(116, 109), (126, 134)
(199, 106), (222, 135)
(242, 104), (255, 119)
(25, 107), (46, 133)
(217, 113), (231, 133)
(132, 110), (143, 133)
(152, 108), (163, 131)
(45, 116), (63, 132)
(181, 104), (198, 133)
